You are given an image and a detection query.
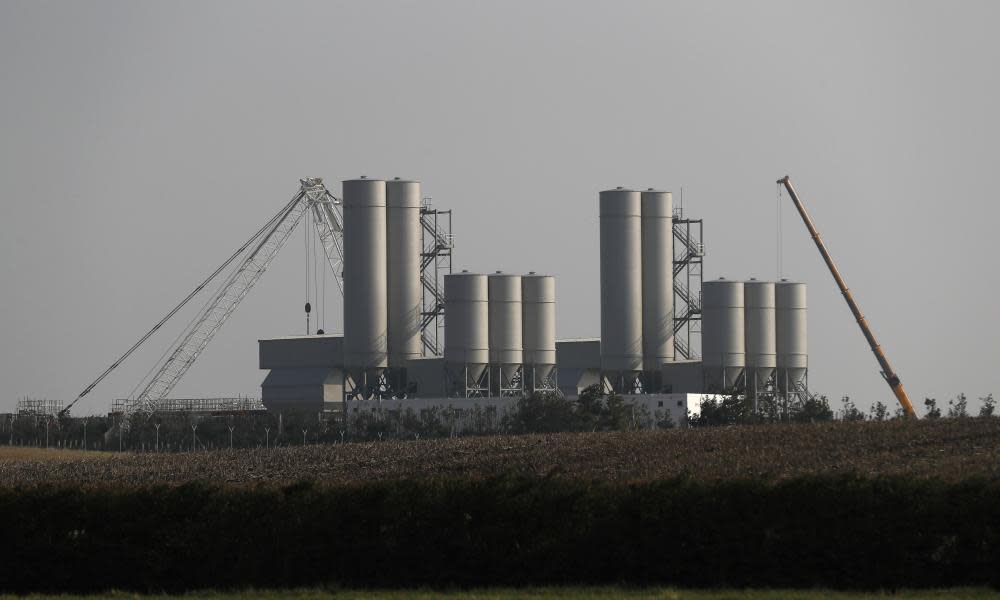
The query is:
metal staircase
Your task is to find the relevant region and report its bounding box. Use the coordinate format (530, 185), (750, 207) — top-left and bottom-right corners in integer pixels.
(419, 200), (453, 356)
(672, 207), (704, 360)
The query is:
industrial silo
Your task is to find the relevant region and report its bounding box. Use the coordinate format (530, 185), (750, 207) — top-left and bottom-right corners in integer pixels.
(522, 272), (556, 393)
(776, 279), (808, 396)
(701, 278), (745, 392)
(342, 177), (388, 397)
(744, 279), (777, 397)
(444, 271), (489, 397)
(488, 272), (523, 396)
(641, 189), (674, 389)
(386, 178), (423, 368)
(599, 187), (643, 392)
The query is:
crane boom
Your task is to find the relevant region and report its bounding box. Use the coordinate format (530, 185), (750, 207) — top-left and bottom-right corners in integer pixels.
(57, 192), (296, 418)
(106, 178), (344, 425)
(777, 176), (917, 418)
(61, 178), (347, 423)
(126, 188), (311, 420)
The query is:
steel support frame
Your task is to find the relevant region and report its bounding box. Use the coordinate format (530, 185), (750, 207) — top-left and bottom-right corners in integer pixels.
(524, 365), (559, 395)
(745, 371), (777, 415)
(491, 365), (524, 398)
(777, 365), (811, 416)
(343, 370), (398, 404)
(444, 364), (490, 398)
(602, 372), (644, 395)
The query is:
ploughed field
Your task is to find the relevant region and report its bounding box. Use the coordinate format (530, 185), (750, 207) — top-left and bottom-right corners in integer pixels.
(1, 418), (998, 486)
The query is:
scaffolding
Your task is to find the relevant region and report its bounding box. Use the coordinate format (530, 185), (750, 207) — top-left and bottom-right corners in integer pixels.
(419, 199), (453, 356)
(109, 396), (264, 416)
(673, 200), (704, 359)
(15, 398), (64, 417)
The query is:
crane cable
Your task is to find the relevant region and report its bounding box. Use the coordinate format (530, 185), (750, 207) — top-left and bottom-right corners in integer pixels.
(304, 206), (310, 334)
(59, 193), (303, 417)
(313, 210), (321, 332)
(126, 226), (256, 403)
(776, 182), (784, 280)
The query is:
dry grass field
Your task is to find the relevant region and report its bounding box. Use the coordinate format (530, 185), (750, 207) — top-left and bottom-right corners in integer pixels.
(0, 446), (115, 462)
(0, 418), (998, 486)
(1, 588), (997, 600)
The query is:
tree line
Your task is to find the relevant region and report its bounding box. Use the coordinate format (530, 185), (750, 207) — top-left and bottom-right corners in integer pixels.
(1, 389), (994, 450)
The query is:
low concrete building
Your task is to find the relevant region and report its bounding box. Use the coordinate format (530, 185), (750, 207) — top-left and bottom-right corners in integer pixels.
(259, 334), (344, 412)
(257, 333), (712, 425)
(347, 393), (712, 431)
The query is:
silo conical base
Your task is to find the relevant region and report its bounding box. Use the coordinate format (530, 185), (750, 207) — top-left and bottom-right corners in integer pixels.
(490, 364), (524, 397)
(703, 366), (745, 394)
(445, 363), (490, 398)
(525, 363), (558, 394)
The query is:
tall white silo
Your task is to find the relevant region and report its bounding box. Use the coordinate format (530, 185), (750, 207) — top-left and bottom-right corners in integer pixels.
(776, 279), (808, 395)
(342, 177), (388, 397)
(641, 188), (674, 388)
(386, 178), (423, 368)
(744, 279), (777, 396)
(701, 278), (745, 392)
(444, 271), (489, 397)
(522, 272), (556, 393)
(488, 272), (523, 396)
(599, 187), (643, 392)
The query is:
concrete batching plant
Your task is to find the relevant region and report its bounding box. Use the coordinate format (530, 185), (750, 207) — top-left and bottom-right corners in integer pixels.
(253, 176), (806, 426)
(66, 172), (810, 428)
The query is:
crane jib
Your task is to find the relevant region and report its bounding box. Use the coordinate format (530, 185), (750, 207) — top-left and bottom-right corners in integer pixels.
(777, 176), (916, 418)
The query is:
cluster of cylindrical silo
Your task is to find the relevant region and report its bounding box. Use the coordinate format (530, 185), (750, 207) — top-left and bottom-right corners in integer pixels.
(342, 177), (423, 396)
(443, 271), (556, 396)
(599, 187), (674, 392)
(701, 277), (807, 394)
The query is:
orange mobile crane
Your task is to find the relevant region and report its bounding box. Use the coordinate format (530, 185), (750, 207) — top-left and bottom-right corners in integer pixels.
(777, 176), (917, 418)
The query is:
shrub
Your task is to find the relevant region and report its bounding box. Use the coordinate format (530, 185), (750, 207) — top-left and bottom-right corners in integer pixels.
(980, 394), (996, 418)
(0, 475), (998, 593)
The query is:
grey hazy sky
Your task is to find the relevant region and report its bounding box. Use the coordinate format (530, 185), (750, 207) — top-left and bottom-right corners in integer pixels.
(2, 0), (998, 416)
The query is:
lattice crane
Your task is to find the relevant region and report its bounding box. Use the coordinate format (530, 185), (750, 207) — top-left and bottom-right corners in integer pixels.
(59, 178), (345, 423)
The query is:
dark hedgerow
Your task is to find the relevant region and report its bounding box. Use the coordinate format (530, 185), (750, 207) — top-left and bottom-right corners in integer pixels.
(0, 475), (998, 593)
